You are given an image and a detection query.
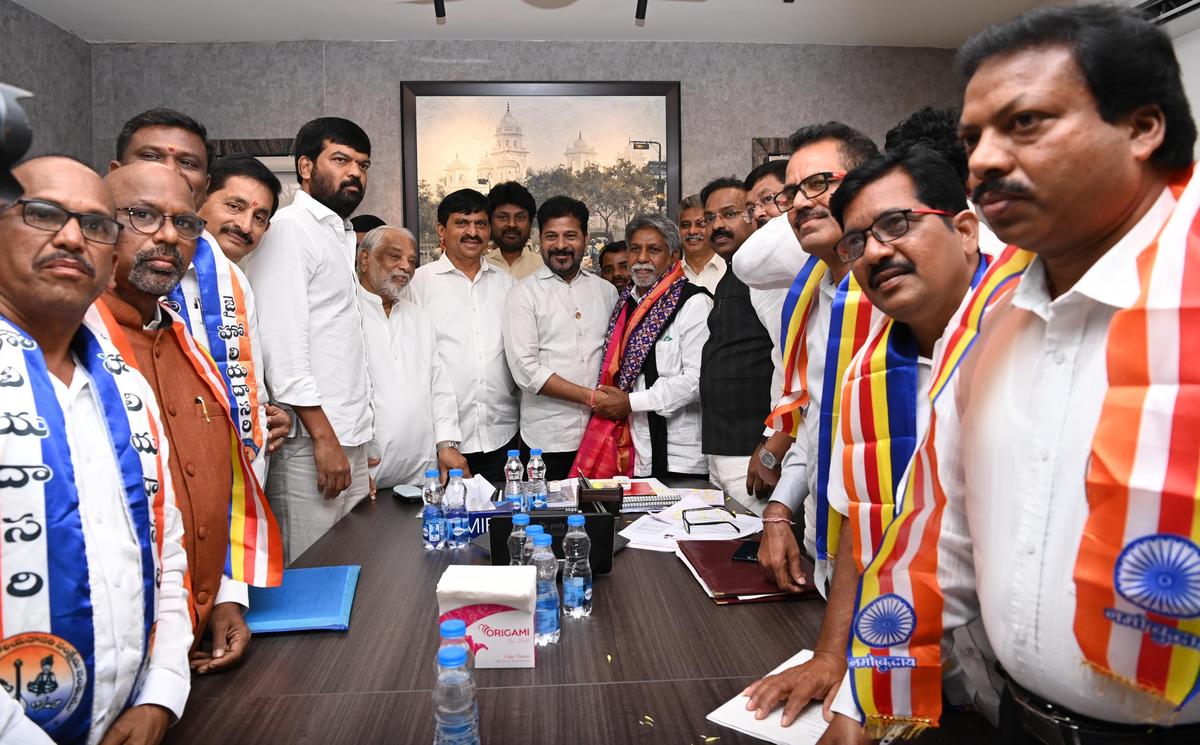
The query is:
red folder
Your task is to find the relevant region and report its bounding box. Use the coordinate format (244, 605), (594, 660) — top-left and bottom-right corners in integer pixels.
(676, 539), (818, 604)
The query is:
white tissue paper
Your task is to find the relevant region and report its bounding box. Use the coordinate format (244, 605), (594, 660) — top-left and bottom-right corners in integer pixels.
(464, 474), (496, 511)
(436, 565), (536, 668)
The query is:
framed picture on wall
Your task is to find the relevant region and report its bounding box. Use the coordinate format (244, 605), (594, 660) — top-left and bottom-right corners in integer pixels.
(401, 81), (681, 265)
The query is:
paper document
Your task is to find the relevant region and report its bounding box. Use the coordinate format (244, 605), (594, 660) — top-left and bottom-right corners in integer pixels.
(617, 514), (678, 552)
(707, 650), (830, 744)
(617, 501), (763, 552)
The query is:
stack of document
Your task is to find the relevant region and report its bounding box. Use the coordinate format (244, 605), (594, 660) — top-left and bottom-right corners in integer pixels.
(616, 495), (762, 551)
(707, 650), (830, 744)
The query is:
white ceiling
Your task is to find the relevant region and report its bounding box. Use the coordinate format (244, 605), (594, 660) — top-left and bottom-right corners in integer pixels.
(17, 0), (1058, 47)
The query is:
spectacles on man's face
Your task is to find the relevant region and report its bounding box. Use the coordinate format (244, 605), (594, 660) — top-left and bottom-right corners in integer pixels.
(4, 199), (123, 245)
(117, 205), (206, 241)
(835, 208), (953, 264)
(773, 171), (847, 212)
(703, 207), (747, 225)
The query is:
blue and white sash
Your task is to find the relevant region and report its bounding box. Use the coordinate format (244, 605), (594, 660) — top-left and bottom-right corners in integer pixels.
(165, 234), (264, 454)
(0, 308), (165, 743)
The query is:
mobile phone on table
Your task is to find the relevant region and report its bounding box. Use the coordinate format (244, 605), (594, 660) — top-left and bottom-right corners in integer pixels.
(731, 540), (760, 563)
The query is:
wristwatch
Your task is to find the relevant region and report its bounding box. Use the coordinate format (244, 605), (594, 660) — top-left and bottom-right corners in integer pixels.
(436, 440), (460, 451)
(758, 446), (779, 470)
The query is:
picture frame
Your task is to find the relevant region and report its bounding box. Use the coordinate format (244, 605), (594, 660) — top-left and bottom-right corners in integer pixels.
(401, 81), (681, 264)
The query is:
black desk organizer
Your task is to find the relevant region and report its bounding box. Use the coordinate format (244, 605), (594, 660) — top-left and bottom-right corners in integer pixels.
(486, 500), (619, 574)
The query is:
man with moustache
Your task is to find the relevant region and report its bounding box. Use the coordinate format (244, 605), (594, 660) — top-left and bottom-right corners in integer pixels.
(732, 123), (881, 597)
(744, 148), (993, 740)
(599, 240), (631, 293)
(111, 109), (287, 488)
(198, 154), (283, 263)
(242, 117), (375, 562)
(0, 156), (191, 744)
(575, 214), (713, 479)
(409, 189), (518, 483)
(100, 162), (281, 680)
(745, 160), (788, 229)
(485, 181), (542, 280)
(849, 6), (1200, 742)
(679, 194), (724, 292)
(503, 196), (618, 480)
(697, 177), (781, 514)
(357, 226), (466, 490)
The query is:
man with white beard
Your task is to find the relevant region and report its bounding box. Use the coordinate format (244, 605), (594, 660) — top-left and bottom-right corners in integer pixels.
(356, 226), (466, 491)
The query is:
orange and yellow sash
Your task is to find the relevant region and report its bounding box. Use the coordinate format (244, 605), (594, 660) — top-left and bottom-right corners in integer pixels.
(847, 245), (1033, 734)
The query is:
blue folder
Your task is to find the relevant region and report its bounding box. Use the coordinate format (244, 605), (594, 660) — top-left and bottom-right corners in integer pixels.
(244, 565), (361, 634)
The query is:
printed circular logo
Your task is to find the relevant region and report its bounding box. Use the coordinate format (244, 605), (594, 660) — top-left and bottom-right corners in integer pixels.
(855, 593), (917, 649)
(1115, 533), (1200, 618)
(0, 633), (88, 730)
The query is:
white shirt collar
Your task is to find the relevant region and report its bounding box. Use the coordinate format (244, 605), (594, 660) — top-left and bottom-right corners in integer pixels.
(1012, 186), (1176, 316)
(292, 189), (351, 229)
(432, 251), (492, 277)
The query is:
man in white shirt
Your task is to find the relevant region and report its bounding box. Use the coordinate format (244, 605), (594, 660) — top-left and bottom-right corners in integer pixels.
(503, 196), (617, 480)
(834, 7), (1200, 743)
(589, 214), (714, 478)
(485, 181), (543, 280)
(199, 154), (282, 263)
(0, 156), (191, 744)
(409, 189), (518, 483)
(731, 123), (880, 595)
(356, 226), (466, 489)
(241, 117), (375, 563)
(745, 148), (994, 739)
(679, 194), (725, 292)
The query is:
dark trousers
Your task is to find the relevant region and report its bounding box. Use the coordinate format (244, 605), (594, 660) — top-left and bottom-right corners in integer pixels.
(539, 450), (577, 482)
(464, 433), (524, 486)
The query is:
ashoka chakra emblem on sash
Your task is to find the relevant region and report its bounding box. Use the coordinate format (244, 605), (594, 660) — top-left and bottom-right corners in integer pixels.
(1115, 533), (1200, 618)
(855, 593), (916, 648)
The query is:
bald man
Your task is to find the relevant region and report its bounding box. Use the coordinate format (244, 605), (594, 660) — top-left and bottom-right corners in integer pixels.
(0, 157), (191, 743)
(100, 163), (263, 677)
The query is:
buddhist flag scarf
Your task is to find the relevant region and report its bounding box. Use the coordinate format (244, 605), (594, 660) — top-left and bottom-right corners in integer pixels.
(841, 255), (990, 573)
(0, 306), (168, 742)
(96, 299), (283, 590)
(851, 167), (1200, 734)
(165, 234), (264, 455)
(766, 255), (826, 438)
(570, 262), (688, 479)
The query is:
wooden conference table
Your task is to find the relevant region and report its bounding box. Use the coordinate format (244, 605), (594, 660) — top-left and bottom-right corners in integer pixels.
(166, 487), (996, 744)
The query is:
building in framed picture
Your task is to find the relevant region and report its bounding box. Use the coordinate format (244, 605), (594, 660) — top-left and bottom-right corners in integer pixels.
(402, 81), (681, 265)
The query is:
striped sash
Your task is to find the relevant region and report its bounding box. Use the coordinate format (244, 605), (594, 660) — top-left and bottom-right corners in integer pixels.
(766, 255), (827, 438)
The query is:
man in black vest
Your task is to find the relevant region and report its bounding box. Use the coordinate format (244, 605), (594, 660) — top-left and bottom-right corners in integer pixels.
(699, 177), (778, 514)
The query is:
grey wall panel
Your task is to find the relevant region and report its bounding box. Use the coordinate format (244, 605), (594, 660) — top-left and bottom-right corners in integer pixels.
(91, 38), (960, 223)
(0, 0), (92, 162)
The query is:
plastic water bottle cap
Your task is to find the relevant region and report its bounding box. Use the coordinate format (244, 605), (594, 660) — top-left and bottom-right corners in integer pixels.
(512, 513), (530, 526)
(507, 449), (520, 457)
(424, 469), (439, 478)
(439, 619), (467, 639)
(526, 524), (544, 535)
(533, 533), (552, 547)
(437, 646), (468, 668)
(449, 468), (463, 477)
(530, 448), (543, 456)
(567, 514), (585, 527)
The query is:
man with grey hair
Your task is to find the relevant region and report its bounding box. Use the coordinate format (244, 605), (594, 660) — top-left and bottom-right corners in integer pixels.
(576, 213), (713, 479)
(356, 226), (465, 490)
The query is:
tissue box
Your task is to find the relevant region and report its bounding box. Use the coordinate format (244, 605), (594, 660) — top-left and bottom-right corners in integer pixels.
(436, 565), (536, 668)
(467, 501), (514, 539)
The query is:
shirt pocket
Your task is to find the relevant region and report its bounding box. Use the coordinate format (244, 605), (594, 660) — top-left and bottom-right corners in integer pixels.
(655, 333), (684, 377)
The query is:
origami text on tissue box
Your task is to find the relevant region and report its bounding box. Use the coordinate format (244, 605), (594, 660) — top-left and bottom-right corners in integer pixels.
(436, 565), (536, 668)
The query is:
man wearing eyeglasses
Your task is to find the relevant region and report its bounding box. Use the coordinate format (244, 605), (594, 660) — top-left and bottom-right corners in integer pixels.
(744, 159), (788, 229)
(697, 177), (781, 514)
(0, 156), (192, 745)
(744, 147), (993, 740)
(99, 162), (282, 681)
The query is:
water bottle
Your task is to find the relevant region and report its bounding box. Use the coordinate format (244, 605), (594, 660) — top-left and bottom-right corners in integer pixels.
(507, 495), (525, 514)
(531, 533), (560, 646)
(508, 513), (530, 566)
(422, 469), (445, 551)
(439, 619), (474, 670)
(522, 524), (544, 566)
(444, 469), (469, 550)
(562, 513), (593, 618)
(433, 646), (480, 745)
(526, 449), (548, 510)
(503, 449), (525, 508)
